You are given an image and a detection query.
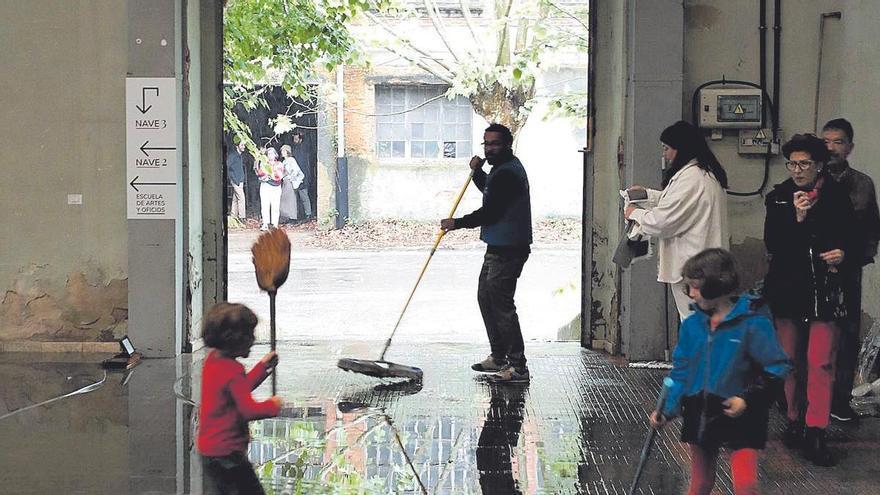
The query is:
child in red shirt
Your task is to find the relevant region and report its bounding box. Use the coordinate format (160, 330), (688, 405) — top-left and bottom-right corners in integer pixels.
(198, 303), (281, 495)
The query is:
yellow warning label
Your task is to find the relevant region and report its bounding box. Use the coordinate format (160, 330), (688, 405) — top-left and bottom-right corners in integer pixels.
(734, 104), (745, 114)
(755, 129), (766, 139)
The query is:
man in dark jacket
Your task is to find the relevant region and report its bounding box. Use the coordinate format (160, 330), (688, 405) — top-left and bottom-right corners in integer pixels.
(441, 123), (532, 383)
(292, 131), (313, 220)
(227, 141), (247, 221)
(822, 118), (880, 423)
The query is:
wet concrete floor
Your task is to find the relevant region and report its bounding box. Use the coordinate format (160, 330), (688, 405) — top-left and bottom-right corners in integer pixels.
(2, 342), (878, 494)
(228, 230), (582, 344)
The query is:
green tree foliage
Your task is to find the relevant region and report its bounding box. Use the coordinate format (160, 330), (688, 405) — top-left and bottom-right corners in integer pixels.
(223, 0), (379, 149)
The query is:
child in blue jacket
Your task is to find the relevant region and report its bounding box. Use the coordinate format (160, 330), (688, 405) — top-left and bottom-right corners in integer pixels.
(650, 248), (791, 494)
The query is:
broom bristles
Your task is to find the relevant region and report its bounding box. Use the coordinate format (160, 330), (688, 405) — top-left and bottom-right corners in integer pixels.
(251, 229), (291, 293)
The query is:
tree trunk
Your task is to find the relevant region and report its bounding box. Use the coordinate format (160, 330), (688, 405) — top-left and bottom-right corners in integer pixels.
(468, 81), (534, 137)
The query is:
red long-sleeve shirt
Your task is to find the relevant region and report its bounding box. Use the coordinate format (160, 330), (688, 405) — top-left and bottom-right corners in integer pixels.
(197, 351), (280, 457)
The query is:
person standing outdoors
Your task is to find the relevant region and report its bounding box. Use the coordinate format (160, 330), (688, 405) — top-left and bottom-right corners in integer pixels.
(441, 123), (532, 383)
(227, 141), (247, 222)
(291, 132), (313, 220)
(624, 120), (730, 321)
(822, 118), (880, 423)
(255, 147), (285, 231)
(279, 144), (305, 223)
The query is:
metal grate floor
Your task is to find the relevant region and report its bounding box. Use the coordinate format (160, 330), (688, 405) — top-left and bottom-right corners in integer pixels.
(1, 342), (877, 494)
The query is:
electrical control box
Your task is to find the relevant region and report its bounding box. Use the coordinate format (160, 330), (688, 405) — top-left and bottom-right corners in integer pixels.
(738, 128), (776, 154)
(699, 88), (763, 129)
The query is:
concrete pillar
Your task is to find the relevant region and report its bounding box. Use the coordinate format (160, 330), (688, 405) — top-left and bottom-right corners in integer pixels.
(620, 0), (683, 360)
(127, 0), (181, 357)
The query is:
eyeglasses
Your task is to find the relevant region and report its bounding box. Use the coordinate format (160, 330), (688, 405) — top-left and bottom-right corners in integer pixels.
(785, 160), (816, 171)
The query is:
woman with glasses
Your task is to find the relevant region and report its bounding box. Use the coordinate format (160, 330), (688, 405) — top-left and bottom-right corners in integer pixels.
(763, 133), (856, 466)
(624, 120), (729, 320)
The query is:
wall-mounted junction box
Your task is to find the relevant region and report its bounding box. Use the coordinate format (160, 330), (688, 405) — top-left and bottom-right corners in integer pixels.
(699, 88), (763, 129)
(738, 128), (778, 154)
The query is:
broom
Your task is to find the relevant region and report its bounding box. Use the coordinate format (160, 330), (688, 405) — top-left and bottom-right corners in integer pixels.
(251, 228), (291, 395)
(337, 169), (475, 381)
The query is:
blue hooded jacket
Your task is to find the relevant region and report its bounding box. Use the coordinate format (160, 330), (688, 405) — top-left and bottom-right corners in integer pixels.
(663, 294), (791, 418)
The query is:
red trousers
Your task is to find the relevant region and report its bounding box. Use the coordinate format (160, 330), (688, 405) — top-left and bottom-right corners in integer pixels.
(775, 318), (839, 428)
(687, 445), (758, 495)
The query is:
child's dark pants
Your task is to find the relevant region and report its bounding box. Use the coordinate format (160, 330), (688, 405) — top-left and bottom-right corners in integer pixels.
(201, 452), (265, 495)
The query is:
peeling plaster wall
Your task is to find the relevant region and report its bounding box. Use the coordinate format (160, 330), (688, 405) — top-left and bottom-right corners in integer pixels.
(0, 2), (127, 342)
(589, 0), (628, 350)
(684, 0), (880, 334)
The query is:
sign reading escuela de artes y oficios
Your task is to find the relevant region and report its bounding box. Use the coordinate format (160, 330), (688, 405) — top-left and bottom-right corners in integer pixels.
(126, 77), (177, 219)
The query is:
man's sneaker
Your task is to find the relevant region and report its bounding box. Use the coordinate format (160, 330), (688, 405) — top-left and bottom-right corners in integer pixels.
(489, 366), (530, 383)
(830, 404), (860, 424)
(471, 356), (507, 372)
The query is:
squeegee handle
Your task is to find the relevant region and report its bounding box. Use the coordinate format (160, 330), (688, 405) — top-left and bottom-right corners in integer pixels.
(378, 170), (475, 361)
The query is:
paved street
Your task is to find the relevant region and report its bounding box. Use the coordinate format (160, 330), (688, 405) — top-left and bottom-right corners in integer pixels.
(229, 229), (583, 346)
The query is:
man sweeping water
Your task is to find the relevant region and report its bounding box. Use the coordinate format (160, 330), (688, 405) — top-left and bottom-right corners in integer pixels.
(441, 123), (533, 383)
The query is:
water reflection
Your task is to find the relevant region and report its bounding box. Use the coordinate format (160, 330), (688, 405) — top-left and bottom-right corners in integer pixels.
(476, 382), (529, 495)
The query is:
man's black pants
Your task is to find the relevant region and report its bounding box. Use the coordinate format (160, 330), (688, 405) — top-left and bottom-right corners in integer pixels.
(477, 251), (529, 370)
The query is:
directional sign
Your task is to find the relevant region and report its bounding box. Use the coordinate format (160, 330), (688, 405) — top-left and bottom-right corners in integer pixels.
(126, 77), (177, 219)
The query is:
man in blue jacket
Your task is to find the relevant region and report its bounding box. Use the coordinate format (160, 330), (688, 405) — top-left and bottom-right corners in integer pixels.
(441, 123), (533, 382)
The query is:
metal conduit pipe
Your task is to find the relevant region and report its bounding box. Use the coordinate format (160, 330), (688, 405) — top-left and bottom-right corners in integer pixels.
(813, 12), (842, 132)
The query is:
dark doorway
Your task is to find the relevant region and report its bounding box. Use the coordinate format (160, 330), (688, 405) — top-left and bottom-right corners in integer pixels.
(224, 85), (318, 222)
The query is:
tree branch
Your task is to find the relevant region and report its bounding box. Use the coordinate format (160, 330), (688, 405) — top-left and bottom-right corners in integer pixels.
(363, 11), (457, 77)
(545, 0), (590, 34)
(459, 0), (486, 62)
(495, 0), (515, 67)
(423, 0), (462, 63)
(347, 93), (448, 117)
(379, 45), (455, 84)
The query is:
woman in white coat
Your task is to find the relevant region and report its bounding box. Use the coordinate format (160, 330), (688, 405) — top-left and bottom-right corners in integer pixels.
(624, 120), (730, 320)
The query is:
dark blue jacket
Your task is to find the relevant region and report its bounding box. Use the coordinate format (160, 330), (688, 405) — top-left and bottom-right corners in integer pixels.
(227, 149), (245, 185)
(663, 294), (791, 418)
(456, 156), (532, 249)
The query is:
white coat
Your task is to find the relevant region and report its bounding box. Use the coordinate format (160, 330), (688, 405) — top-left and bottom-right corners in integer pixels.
(628, 160), (729, 284)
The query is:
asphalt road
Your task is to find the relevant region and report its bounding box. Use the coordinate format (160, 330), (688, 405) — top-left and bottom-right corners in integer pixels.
(228, 230), (582, 345)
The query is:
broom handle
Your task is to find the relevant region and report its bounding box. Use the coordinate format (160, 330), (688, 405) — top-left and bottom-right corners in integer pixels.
(270, 291), (277, 395)
(378, 170), (475, 361)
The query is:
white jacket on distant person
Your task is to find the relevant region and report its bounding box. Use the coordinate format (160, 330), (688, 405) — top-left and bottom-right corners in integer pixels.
(627, 159), (729, 284)
(283, 157), (305, 189)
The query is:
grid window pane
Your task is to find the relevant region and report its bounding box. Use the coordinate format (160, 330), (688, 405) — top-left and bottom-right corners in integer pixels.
(443, 141), (456, 158)
(378, 125), (394, 140)
(411, 141), (424, 158)
(375, 85), (472, 159)
(378, 141), (392, 158)
(411, 123), (424, 139)
(425, 141), (439, 158)
(392, 141), (405, 157)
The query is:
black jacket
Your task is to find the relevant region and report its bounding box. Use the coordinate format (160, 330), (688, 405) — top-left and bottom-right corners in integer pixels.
(763, 175), (858, 320)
